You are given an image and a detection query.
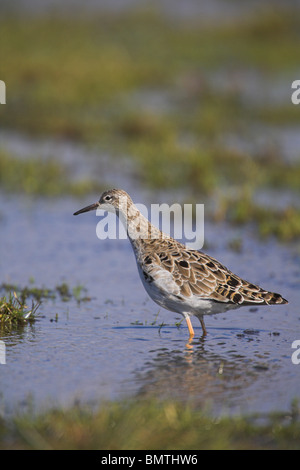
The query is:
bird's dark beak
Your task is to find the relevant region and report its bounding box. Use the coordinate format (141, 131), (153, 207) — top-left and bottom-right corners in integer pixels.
(73, 202), (99, 216)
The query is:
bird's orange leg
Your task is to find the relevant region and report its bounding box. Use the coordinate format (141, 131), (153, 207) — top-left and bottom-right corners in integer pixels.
(185, 316), (195, 338)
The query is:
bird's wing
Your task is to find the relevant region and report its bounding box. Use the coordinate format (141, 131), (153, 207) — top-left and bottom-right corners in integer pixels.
(140, 239), (287, 305)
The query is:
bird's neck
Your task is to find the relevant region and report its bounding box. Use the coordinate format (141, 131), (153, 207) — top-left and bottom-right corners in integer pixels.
(118, 203), (168, 243)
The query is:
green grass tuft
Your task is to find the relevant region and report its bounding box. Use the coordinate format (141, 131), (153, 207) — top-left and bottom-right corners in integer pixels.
(0, 291), (40, 325)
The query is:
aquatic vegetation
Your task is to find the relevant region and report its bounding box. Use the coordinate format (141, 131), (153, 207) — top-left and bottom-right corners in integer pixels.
(1, 398), (300, 449)
(130, 139), (218, 194)
(0, 149), (104, 197)
(213, 191), (300, 242)
(0, 291), (40, 325)
(55, 282), (90, 303)
(130, 311), (167, 330)
(72, 284), (90, 303)
(0, 282), (90, 305)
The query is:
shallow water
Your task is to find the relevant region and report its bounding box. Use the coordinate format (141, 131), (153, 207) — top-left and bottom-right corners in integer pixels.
(0, 191), (299, 417)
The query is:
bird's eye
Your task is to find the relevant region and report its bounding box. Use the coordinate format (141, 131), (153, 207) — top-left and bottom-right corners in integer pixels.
(104, 195), (112, 201)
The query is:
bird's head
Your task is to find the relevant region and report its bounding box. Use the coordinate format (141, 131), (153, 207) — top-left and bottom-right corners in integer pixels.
(73, 189), (133, 216)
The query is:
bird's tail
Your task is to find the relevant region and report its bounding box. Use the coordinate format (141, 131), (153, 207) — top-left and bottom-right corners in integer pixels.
(258, 290), (288, 305)
(216, 274), (289, 305)
(235, 283), (288, 305)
